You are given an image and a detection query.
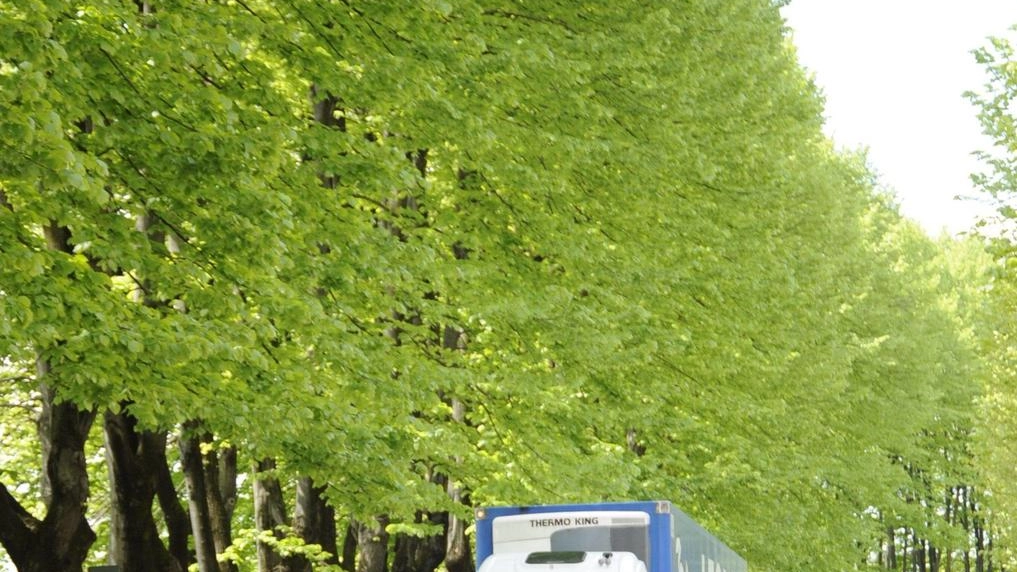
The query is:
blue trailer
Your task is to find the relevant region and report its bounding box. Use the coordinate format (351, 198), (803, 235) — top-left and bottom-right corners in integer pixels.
(474, 501), (746, 572)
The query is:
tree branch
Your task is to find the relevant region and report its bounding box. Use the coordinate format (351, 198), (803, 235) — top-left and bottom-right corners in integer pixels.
(0, 479), (38, 566)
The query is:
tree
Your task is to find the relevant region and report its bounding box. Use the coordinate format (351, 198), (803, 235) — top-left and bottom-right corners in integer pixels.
(0, 1), (998, 571)
(969, 28), (1017, 570)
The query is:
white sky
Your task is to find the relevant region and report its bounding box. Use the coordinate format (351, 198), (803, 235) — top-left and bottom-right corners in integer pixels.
(781, 1), (1017, 236)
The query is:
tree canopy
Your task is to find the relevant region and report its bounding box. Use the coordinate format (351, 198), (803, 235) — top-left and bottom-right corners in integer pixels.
(0, 1), (1006, 571)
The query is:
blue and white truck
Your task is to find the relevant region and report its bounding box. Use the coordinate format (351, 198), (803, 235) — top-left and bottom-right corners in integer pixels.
(474, 501), (746, 572)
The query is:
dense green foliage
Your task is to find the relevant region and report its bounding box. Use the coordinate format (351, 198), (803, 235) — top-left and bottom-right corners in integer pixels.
(0, 1), (1005, 571)
(970, 28), (1017, 568)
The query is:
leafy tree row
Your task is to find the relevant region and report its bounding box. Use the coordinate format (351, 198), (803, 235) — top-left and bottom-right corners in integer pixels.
(970, 27), (1017, 572)
(0, 1), (999, 571)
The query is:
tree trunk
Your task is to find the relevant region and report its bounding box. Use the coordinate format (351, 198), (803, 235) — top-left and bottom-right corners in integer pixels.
(181, 428), (219, 572)
(0, 220), (98, 572)
(975, 521), (985, 572)
(356, 516), (391, 572)
(907, 529), (915, 569)
(253, 458), (306, 572)
(986, 523), (995, 572)
(156, 445), (195, 570)
(886, 527), (897, 569)
(444, 501), (473, 572)
(295, 477), (339, 568)
(180, 423), (237, 572)
(0, 371), (96, 572)
(392, 511), (446, 572)
(254, 458), (287, 572)
(218, 445), (238, 524)
(970, 488), (984, 572)
(341, 523), (358, 572)
(206, 445), (236, 568)
(916, 538), (927, 572)
(104, 409), (183, 571)
(445, 399), (475, 572)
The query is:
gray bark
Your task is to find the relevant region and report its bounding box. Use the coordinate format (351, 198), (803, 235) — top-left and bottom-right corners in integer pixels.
(356, 516), (391, 572)
(253, 458), (303, 572)
(180, 424), (237, 572)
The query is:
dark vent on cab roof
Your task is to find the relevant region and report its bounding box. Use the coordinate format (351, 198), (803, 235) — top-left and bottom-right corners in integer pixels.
(526, 552), (587, 564)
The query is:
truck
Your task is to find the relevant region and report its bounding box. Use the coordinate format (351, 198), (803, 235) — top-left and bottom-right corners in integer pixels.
(474, 500), (746, 572)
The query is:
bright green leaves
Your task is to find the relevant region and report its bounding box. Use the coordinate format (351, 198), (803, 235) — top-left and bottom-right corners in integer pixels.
(968, 29), (1017, 564)
(0, 0), (998, 570)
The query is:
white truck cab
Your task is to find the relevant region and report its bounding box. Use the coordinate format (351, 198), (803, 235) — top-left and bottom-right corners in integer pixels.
(478, 551), (648, 572)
